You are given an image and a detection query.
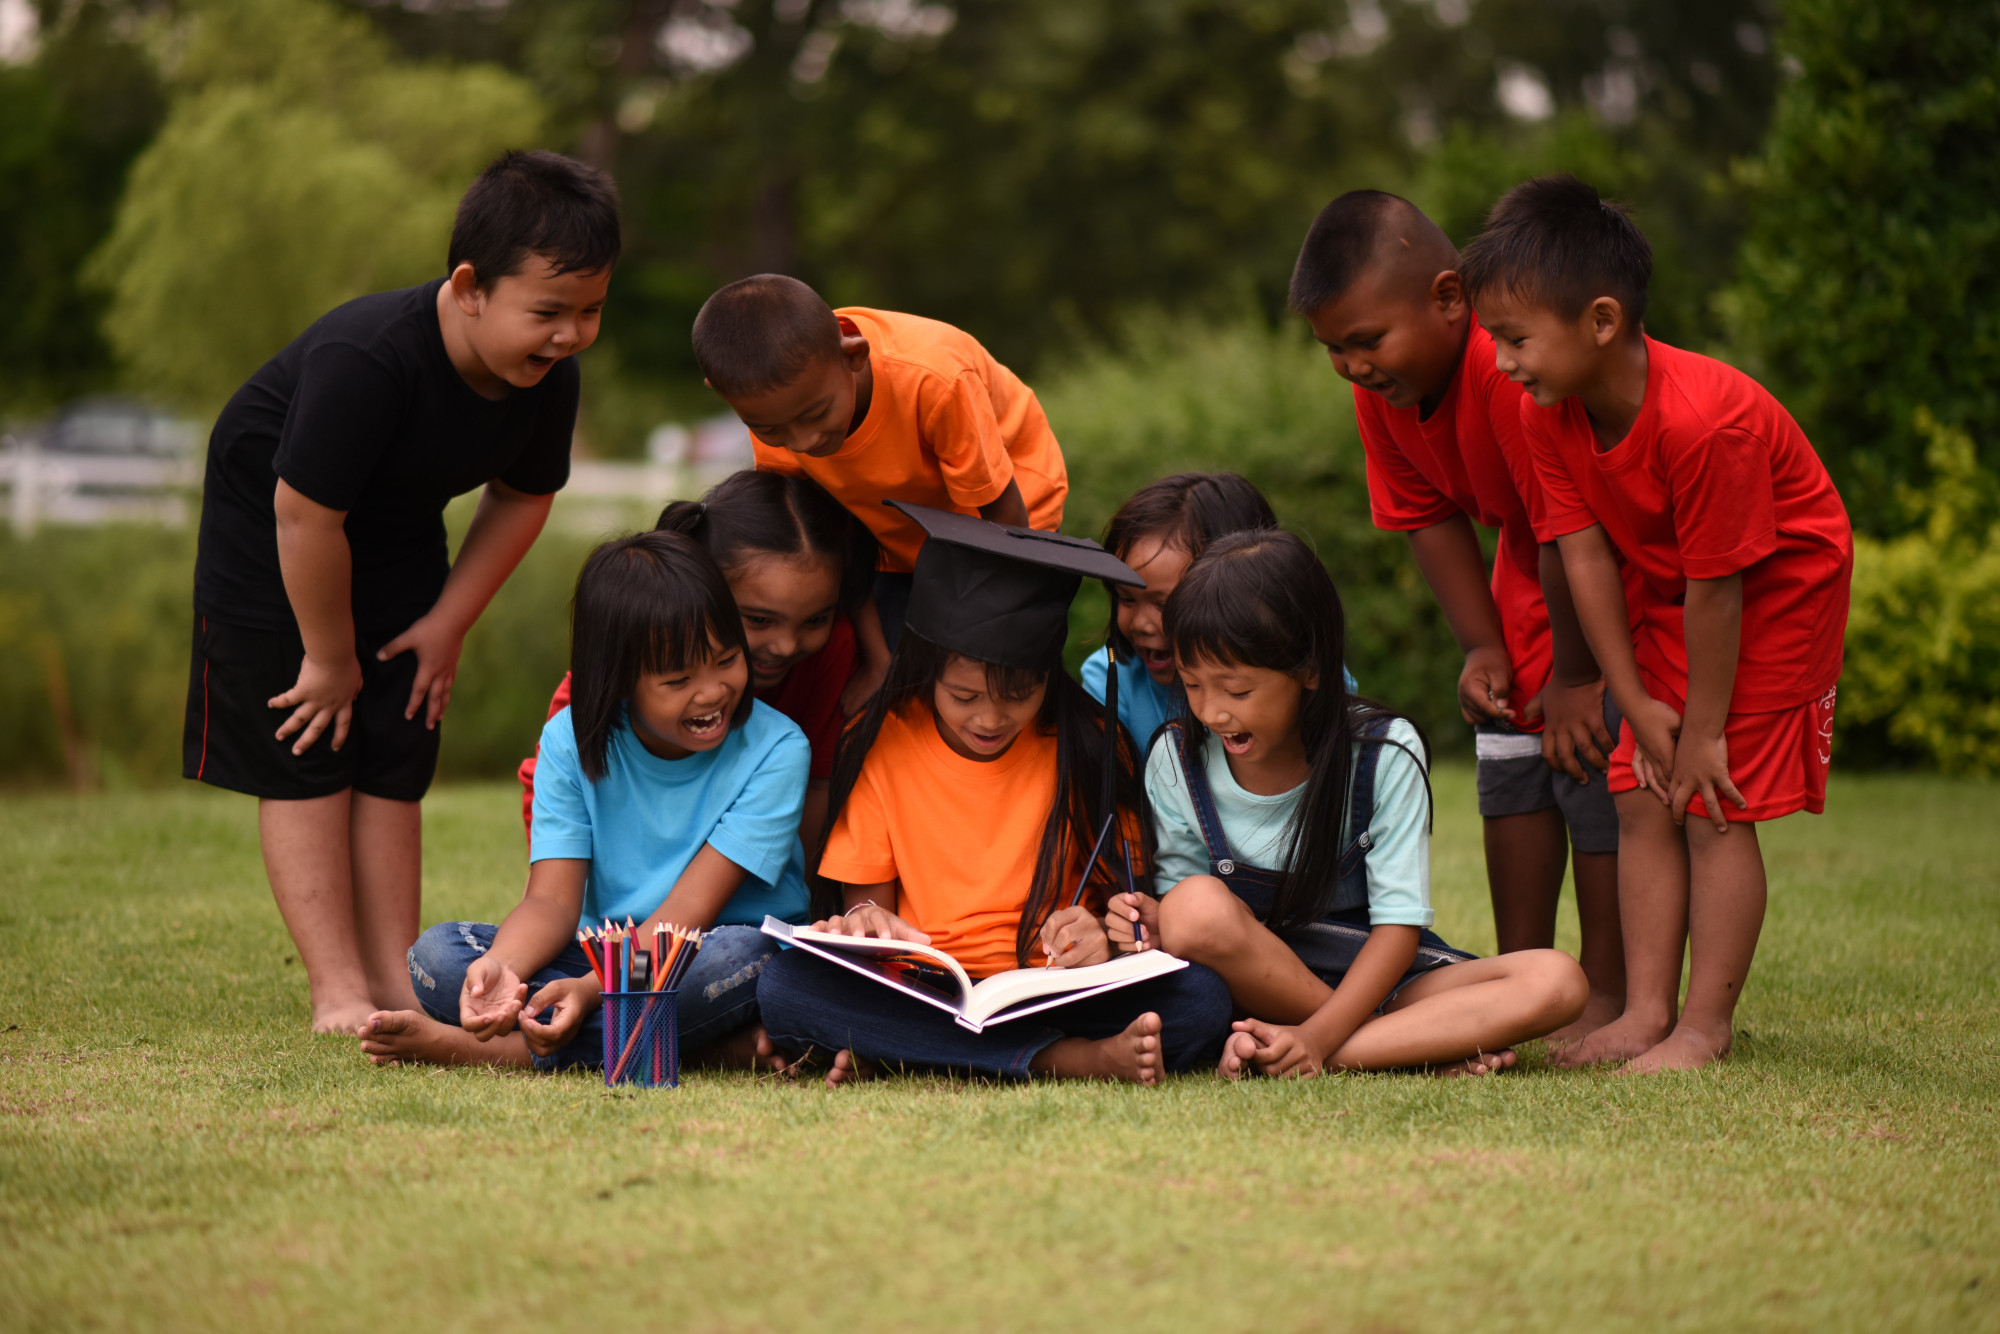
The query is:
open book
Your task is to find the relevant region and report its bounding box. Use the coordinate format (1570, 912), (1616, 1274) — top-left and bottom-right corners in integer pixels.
(761, 916), (1189, 1033)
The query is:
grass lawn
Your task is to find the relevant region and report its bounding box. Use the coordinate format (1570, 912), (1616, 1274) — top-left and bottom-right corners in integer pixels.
(2, 768), (1996, 1333)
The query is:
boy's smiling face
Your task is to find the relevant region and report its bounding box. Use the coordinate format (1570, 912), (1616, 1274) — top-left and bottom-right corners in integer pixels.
(445, 254), (610, 397)
(1305, 265), (1467, 412)
(717, 331), (873, 457)
(1475, 287), (1627, 407)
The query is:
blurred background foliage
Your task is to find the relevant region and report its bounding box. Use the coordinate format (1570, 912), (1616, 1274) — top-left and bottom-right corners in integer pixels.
(1, 0), (1994, 783)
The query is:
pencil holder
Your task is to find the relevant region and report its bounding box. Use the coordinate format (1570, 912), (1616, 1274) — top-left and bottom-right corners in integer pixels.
(600, 990), (681, 1089)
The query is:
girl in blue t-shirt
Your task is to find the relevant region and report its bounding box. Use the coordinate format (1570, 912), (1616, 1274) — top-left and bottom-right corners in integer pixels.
(359, 530), (810, 1072)
(1081, 473), (1354, 753)
(1104, 529), (1587, 1078)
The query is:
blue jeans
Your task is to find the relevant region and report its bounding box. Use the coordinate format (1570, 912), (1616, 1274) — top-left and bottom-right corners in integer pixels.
(757, 948), (1233, 1079)
(407, 921), (778, 1071)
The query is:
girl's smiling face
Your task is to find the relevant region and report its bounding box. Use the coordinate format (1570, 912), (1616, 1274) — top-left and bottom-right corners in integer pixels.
(628, 633), (748, 760)
(1113, 533), (1193, 686)
(1179, 653), (1317, 786)
(727, 554), (842, 691)
(931, 655), (1047, 762)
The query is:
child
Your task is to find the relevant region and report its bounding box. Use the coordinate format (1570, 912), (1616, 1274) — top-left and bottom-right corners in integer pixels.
(358, 530), (811, 1070)
(183, 151), (619, 1033)
(689, 274), (1070, 698)
(518, 470), (876, 865)
(1107, 530), (1587, 1078)
(756, 504), (1232, 1086)
(1460, 175), (1852, 1073)
(1082, 471), (1357, 755)
(1286, 189), (1629, 1041)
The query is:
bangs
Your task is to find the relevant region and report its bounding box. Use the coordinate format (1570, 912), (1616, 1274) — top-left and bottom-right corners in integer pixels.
(1165, 559), (1306, 677)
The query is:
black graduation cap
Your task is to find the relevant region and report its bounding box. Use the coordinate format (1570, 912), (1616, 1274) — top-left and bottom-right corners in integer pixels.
(889, 500), (1142, 669)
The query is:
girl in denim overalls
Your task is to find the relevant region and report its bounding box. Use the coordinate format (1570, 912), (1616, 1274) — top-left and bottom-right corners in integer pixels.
(1103, 529), (1590, 1077)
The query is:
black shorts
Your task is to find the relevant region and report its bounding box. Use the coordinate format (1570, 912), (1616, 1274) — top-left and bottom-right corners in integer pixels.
(1472, 692), (1621, 854)
(182, 615), (440, 802)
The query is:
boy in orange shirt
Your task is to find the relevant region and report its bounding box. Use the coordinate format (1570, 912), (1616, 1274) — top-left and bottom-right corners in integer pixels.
(1463, 176), (1852, 1073)
(692, 275), (1068, 708)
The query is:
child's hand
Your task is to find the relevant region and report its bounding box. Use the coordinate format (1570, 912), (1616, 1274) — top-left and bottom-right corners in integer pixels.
(268, 653), (364, 755)
(1533, 677), (1615, 783)
(1103, 891), (1160, 954)
(518, 974), (601, 1057)
(1667, 728), (1746, 834)
(1225, 1018), (1323, 1079)
(459, 956), (528, 1040)
(1626, 695), (1682, 803)
(376, 612), (467, 730)
(1457, 645), (1515, 724)
(1040, 906), (1110, 968)
(815, 902), (932, 945)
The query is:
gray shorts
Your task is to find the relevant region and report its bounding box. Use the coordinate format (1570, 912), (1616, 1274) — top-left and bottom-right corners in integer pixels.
(1473, 692), (1620, 854)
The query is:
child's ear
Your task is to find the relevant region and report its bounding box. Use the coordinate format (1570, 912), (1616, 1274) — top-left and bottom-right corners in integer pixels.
(1588, 296), (1626, 347)
(1300, 668), (1322, 693)
(448, 262), (484, 315)
(1431, 269), (1467, 322)
(840, 331), (871, 373)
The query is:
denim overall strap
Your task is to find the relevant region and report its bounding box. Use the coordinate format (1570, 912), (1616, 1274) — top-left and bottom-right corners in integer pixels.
(1168, 722), (1286, 912)
(1327, 715), (1395, 915)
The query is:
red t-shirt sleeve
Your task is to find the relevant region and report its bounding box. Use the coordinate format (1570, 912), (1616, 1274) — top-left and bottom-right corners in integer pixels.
(518, 673), (574, 843)
(1356, 388), (1459, 531)
(1667, 427), (1779, 579)
(1482, 374), (1556, 543)
(1519, 400), (1597, 537)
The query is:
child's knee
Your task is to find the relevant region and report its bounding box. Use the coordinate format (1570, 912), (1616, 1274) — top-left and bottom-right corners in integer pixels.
(405, 920), (489, 1021)
(1157, 876), (1258, 960)
(1526, 949), (1589, 1025)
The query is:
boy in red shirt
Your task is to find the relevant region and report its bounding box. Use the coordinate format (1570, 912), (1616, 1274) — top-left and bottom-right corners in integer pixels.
(690, 275), (1069, 710)
(1286, 190), (1626, 1041)
(1463, 176), (1852, 1073)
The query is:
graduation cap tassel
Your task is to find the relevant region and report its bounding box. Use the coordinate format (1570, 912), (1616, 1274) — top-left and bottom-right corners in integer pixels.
(1099, 640), (1120, 895)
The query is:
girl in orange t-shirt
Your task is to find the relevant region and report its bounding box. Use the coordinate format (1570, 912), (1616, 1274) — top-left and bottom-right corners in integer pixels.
(756, 504), (1231, 1086)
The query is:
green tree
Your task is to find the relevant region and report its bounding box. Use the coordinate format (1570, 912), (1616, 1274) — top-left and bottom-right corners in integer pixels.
(0, 2), (163, 417)
(87, 0), (545, 414)
(1723, 0), (2000, 534)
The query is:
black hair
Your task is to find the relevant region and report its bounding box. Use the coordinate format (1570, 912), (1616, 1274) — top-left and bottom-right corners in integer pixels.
(1288, 189), (1418, 316)
(1165, 529), (1429, 931)
(656, 470), (877, 616)
(1099, 472), (1278, 659)
(448, 150), (621, 288)
(568, 530), (752, 782)
(691, 274), (844, 398)
(820, 634), (1149, 969)
(1458, 174), (1652, 325)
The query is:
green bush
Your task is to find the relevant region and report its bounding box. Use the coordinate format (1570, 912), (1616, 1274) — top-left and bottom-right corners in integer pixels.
(1840, 411), (2000, 774)
(1039, 316), (1465, 750)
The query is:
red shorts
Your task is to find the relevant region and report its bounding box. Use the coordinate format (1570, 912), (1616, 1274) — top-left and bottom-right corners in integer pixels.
(1608, 684), (1836, 823)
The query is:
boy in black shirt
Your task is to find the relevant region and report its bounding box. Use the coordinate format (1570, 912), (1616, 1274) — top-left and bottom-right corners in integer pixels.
(186, 150), (619, 1034)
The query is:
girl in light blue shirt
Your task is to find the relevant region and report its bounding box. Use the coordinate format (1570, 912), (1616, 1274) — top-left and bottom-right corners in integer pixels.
(360, 529), (808, 1073)
(1104, 529), (1587, 1078)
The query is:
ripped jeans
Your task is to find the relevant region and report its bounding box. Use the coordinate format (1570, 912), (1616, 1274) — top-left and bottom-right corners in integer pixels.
(406, 921), (778, 1072)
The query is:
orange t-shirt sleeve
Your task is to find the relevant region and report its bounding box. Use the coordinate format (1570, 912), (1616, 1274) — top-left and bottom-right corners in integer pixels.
(817, 767), (899, 886)
(920, 372), (1016, 511)
(752, 439), (807, 477)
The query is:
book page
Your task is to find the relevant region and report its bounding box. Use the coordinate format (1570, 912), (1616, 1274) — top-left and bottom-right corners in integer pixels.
(961, 950), (1189, 1027)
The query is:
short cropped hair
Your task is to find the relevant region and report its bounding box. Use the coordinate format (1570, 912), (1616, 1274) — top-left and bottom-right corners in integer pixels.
(691, 275), (844, 397)
(448, 150), (621, 288)
(1459, 175), (1651, 324)
(1288, 189), (1409, 316)
(567, 530), (751, 781)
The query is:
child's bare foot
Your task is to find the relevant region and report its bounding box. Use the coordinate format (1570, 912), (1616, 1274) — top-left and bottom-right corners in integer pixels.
(312, 1000), (378, 1035)
(691, 1024), (794, 1072)
(1540, 990), (1624, 1049)
(1428, 1048), (1517, 1077)
(1217, 1029), (1261, 1079)
(1031, 1013), (1164, 1085)
(1620, 1025), (1731, 1075)
(357, 1010), (530, 1068)
(824, 1047), (880, 1089)
(1549, 1013), (1669, 1069)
